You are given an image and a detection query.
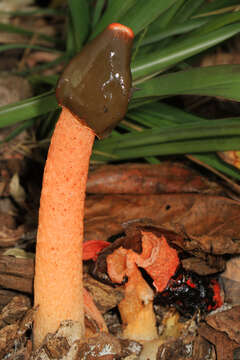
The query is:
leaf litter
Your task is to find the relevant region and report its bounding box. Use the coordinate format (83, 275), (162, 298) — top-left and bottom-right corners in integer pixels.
(0, 153), (240, 358)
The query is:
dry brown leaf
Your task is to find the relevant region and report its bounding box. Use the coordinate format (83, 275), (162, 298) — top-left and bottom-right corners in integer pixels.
(198, 323), (239, 360)
(0, 75), (32, 107)
(85, 194), (240, 254)
(200, 51), (240, 67)
(192, 335), (216, 360)
(218, 151), (240, 170)
(206, 305), (240, 344)
(87, 162), (224, 195)
(181, 257), (225, 276)
(221, 256), (240, 305)
(221, 256), (240, 283)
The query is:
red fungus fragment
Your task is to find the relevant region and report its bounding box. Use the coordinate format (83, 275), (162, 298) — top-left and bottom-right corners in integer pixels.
(134, 231), (180, 293)
(83, 240), (110, 261)
(210, 279), (223, 310)
(106, 230), (179, 340)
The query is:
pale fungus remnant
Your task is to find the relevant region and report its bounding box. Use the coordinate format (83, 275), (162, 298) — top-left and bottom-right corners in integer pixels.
(107, 229), (180, 341)
(33, 23), (134, 348)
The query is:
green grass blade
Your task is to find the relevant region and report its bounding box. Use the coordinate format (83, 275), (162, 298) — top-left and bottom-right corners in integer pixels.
(192, 9), (240, 36)
(192, 153), (240, 180)
(90, 0), (137, 39)
(66, 14), (75, 56)
(68, 0), (90, 51)
(133, 65), (240, 102)
(0, 91), (58, 128)
(29, 75), (58, 86)
(0, 8), (64, 17)
(93, 136), (240, 161)
(0, 44), (61, 54)
(0, 119), (35, 144)
(198, 0), (240, 15)
(92, 0), (105, 28)
(132, 23), (240, 81)
(130, 102), (202, 124)
(137, 18), (207, 47)
(96, 119), (240, 150)
(16, 55), (67, 76)
(173, 0), (205, 23)
(37, 109), (60, 139)
(156, 0), (186, 28)
(127, 103), (240, 179)
(0, 23), (60, 45)
(119, 0), (178, 36)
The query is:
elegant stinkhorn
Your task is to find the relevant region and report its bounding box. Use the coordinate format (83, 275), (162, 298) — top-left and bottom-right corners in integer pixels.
(34, 23), (134, 348)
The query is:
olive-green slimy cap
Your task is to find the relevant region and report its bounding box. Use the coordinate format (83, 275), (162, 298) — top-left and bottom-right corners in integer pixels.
(56, 23), (134, 138)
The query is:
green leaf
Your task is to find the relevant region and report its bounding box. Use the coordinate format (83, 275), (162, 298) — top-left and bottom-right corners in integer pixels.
(0, 91), (58, 128)
(90, 0), (137, 39)
(197, 0), (240, 15)
(92, 0), (105, 28)
(126, 102), (240, 179)
(93, 136), (240, 161)
(132, 23), (240, 81)
(0, 23), (60, 44)
(133, 65), (240, 102)
(192, 9), (240, 36)
(0, 44), (61, 54)
(29, 75), (59, 86)
(172, 0), (205, 23)
(17, 55), (67, 76)
(155, 0), (186, 29)
(119, 0), (178, 35)
(0, 119), (34, 144)
(192, 153), (240, 180)
(129, 102), (202, 126)
(137, 18), (207, 47)
(96, 118), (240, 150)
(0, 8), (64, 17)
(66, 15), (76, 57)
(68, 0), (90, 51)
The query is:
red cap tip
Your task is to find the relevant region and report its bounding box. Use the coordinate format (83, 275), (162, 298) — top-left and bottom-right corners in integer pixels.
(108, 23), (134, 39)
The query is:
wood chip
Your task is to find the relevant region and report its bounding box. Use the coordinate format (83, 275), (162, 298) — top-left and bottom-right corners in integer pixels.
(0, 295), (30, 329)
(206, 305), (240, 344)
(44, 336), (70, 359)
(0, 226), (25, 248)
(76, 332), (122, 360)
(198, 323), (239, 360)
(192, 335), (216, 360)
(0, 322), (18, 358)
(83, 273), (124, 313)
(0, 255), (34, 293)
(0, 289), (19, 309)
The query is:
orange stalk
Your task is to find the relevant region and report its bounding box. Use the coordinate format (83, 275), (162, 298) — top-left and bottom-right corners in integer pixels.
(34, 106), (95, 347)
(33, 23), (134, 349)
